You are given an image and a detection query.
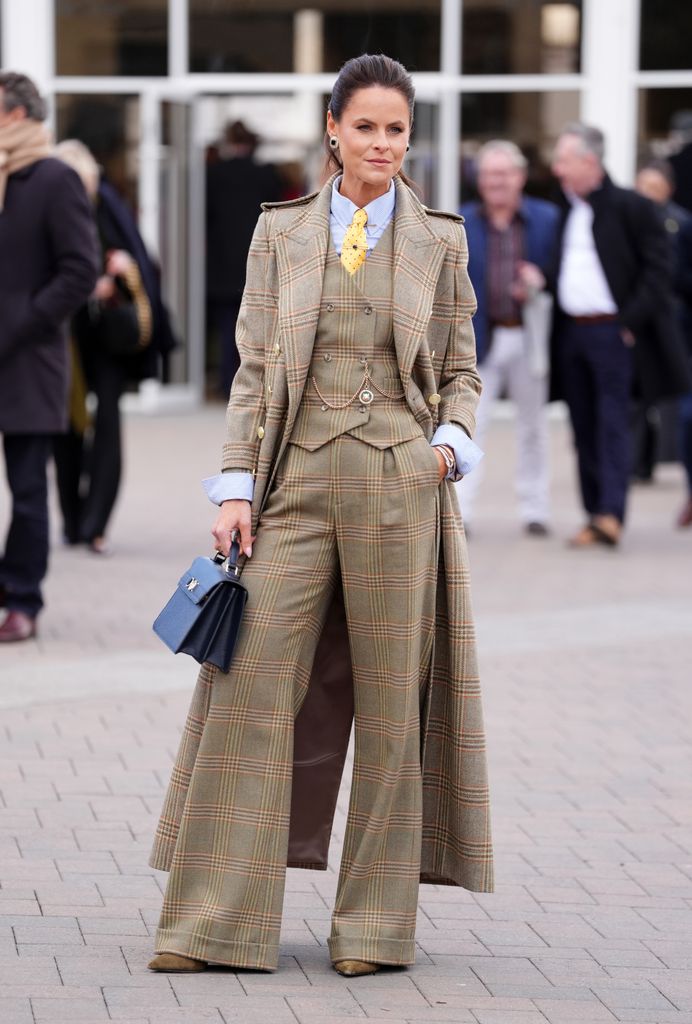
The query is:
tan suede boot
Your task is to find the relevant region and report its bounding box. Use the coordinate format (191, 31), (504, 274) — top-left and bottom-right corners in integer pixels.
(148, 953), (207, 973)
(333, 959), (380, 977)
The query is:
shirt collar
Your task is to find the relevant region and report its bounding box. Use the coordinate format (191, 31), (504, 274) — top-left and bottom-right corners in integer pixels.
(330, 175), (396, 229)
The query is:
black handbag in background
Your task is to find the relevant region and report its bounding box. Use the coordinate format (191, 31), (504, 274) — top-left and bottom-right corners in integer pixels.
(152, 543), (248, 673)
(81, 276), (150, 357)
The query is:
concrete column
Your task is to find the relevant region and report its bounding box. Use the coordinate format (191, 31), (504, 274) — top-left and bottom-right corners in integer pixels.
(438, 0), (462, 211)
(1, 0), (54, 91)
(294, 10), (323, 154)
(581, 0), (640, 184)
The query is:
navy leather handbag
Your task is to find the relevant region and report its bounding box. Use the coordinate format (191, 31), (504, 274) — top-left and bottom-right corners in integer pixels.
(152, 543), (248, 672)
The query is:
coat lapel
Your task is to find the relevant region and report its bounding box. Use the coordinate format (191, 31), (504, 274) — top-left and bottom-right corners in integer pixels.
(392, 177), (448, 384)
(275, 179), (332, 414)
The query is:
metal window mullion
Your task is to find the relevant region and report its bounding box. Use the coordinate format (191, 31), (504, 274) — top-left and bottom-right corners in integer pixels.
(168, 0), (189, 78)
(138, 91), (162, 258)
(188, 95), (207, 402)
(635, 70), (692, 87)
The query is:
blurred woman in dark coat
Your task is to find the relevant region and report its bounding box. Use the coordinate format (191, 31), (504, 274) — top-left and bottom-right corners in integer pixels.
(53, 140), (175, 553)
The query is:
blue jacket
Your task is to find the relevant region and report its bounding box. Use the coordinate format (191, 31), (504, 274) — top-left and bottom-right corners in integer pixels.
(460, 196), (560, 364)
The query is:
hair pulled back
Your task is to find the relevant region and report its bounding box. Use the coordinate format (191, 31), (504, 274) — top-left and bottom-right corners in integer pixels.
(325, 54), (416, 189)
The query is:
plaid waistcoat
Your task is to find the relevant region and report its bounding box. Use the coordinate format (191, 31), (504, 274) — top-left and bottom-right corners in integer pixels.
(289, 222), (422, 451)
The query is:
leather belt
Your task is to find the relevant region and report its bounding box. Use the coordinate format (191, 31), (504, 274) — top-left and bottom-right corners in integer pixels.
(491, 318), (522, 329)
(568, 314), (619, 325)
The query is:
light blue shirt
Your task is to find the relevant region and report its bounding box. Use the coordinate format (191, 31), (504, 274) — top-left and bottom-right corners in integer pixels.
(204, 180), (483, 504)
(329, 175), (396, 256)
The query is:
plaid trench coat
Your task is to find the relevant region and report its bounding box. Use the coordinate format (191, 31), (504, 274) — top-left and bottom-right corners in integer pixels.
(151, 174), (494, 893)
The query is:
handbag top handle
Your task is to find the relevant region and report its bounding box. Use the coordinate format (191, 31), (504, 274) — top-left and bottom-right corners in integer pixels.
(213, 539), (242, 578)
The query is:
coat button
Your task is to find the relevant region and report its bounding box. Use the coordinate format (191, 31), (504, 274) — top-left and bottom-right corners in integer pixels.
(326, 303), (335, 312)
(428, 393), (441, 405)
(274, 343), (281, 355)
(324, 353), (332, 362)
(257, 425), (265, 439)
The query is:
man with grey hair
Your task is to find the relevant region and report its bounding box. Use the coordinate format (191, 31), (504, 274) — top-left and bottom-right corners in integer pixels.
(0, 71), (99, 641)
(458, 139), (559, 535)
(551, 122), (689, 547)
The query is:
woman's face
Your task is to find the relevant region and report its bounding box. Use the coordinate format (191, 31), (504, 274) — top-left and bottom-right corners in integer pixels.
(327, 86), (411, 190)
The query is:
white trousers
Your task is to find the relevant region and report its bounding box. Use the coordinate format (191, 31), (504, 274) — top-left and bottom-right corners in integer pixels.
(456, 326), (550, 526)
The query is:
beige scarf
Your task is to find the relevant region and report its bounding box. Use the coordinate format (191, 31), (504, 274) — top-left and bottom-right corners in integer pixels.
(0, 119), (52, 211)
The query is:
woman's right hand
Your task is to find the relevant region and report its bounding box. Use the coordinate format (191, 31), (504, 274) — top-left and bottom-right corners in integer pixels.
(212, 499), (254, 558)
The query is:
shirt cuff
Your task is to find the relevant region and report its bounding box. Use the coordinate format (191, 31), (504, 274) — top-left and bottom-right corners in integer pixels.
(202, 472), (255, 504)
(431, 423), (484, 480)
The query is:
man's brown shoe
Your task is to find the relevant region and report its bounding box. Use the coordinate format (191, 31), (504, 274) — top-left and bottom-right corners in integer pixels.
(0, 611), (36, 643)
(148, 953), (207, 972)
(567, 525), (598, 548)
(592, 514), (622, 546)
(676, 497), (692, 528)
(333, 959), (380, 977)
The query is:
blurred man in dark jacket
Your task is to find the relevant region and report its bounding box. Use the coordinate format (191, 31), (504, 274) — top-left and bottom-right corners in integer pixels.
(0, 71), (99, 641)
(633, 159), (691, 483)
(674, 219), (692, 527)
(206, 120), (281, 396)
(551, 122), (690, 548)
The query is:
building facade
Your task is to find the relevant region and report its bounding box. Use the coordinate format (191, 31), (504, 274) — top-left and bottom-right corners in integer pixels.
(2, 0), (691, 402)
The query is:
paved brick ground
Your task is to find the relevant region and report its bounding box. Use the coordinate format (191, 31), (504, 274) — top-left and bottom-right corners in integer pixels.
(0, 405), (691, 1024)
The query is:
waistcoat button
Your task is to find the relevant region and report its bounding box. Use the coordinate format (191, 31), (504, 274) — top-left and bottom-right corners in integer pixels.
(274, 343), (281, 355)
(324, 353), (332, 362)
(326, 303), (335, 312)
(257, 425), (265, 439)
(364, 306), (373, 315)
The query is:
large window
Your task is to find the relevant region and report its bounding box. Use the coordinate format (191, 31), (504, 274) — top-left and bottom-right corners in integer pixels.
(640, 0), (692, 72)
(56, 0), (168, 76)
(189, 0), (441, 74)
(639, 88), (692, 156)
(463, 0), (581, 75)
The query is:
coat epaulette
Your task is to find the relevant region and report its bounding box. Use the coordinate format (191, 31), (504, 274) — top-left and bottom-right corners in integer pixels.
(261, 191), (319, 212)
(423, 206), (465, 224)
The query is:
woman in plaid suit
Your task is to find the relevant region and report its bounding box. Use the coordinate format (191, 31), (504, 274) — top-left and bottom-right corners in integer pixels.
(149, 54), (493, 979)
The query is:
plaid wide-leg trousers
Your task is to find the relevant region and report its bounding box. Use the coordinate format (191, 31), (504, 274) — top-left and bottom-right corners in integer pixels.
(154, 433), (440, 969)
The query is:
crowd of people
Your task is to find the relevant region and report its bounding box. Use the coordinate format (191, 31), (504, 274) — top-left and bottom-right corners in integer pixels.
(1, 67), (691, 647)
(456, 124), (692, 545)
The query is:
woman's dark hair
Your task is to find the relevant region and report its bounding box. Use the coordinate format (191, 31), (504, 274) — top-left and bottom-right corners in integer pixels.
(325, 54), (416, 189)
(0, 71), (47, 122)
